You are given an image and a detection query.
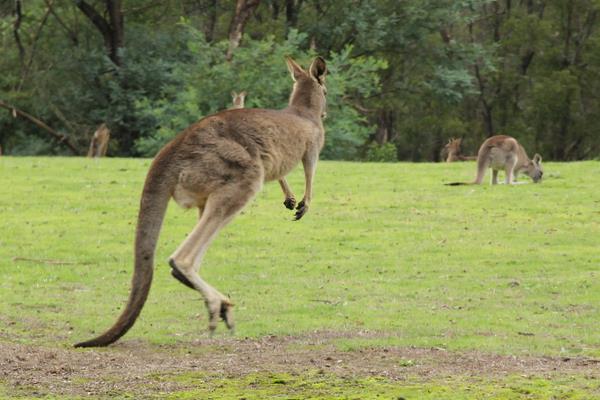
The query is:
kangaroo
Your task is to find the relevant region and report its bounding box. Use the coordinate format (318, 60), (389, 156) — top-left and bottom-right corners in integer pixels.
(230, 91), (247, 109)
(446, 135), (543, 185)
(443, 137), (477, 162)
(87, 123), (110, 158)
(74, 56), (328, 348)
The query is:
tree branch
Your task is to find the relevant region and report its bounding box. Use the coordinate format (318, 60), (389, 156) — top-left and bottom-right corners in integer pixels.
(226, 0), (260, 61)
(18, 1), (53, 91)
(13, 0), (25, 66)
(45, 0), (79, 45)
(0, 100), (80, 155)
(75, 0), (123, 65)
(75, 0), (111, 39)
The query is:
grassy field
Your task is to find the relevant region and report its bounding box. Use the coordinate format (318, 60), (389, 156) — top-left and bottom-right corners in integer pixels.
(0, 157), (599, 399)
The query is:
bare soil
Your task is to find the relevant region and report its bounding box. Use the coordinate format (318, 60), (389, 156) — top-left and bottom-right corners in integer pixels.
(1, 331), (599, 398)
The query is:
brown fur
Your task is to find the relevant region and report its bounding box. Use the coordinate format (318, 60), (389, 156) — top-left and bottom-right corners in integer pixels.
(229, 91), (298, 210)
(87, 124), (110, 158)
(74, 56), (328, 347)
(447, 135), (543, 185)
(443, 138), (477, 162)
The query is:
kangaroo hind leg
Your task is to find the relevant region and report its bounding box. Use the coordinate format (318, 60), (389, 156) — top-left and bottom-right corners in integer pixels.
(491, 169), (499, 185)
(169, 179), (260, 335)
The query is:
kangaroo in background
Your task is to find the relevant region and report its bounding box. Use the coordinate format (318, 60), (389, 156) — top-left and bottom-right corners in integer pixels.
(74, 56), (328, 347)
(443, 137), (477, 162)
(446, 135), (543, 185)
(87, 123), (110, 158)
(230, 91), (247, 109)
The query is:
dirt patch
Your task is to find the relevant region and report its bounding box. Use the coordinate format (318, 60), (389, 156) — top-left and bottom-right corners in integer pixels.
(1, 331), (599, 398)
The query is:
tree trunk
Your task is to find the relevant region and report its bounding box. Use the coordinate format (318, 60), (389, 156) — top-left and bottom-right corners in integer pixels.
(285, 0), (303, 34)
(226, 0), (260, 61)
(13, 0), (25, 67)
(374, 110), (395, 145)
(75, 0), (124, 66)
(204, 0), (217, 42)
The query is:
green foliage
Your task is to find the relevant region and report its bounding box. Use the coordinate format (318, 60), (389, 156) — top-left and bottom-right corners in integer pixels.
(365, 142), (397, 162)
(134, 28), (386, 159)
(322, 46), (387, 159)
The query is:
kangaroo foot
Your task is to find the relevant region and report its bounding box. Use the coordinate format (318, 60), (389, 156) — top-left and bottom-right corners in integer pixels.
(294, 200), (308, 220)
(206, 298), (235, 336)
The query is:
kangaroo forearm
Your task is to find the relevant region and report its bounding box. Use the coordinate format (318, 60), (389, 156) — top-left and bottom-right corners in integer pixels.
(278, 178), (294, 198)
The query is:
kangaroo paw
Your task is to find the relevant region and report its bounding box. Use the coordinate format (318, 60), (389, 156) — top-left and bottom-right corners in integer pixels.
(283, 197), (296, 210)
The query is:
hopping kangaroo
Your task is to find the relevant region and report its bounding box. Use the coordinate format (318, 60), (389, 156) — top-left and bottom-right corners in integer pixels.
(74, 56), (328, 347)
(447, 135), (543, 185)
(443, 137), (477, 162)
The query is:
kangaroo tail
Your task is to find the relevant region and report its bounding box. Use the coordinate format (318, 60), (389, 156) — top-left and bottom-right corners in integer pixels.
(74, 148), (179, 348)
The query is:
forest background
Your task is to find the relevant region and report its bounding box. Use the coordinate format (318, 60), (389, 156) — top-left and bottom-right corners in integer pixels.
(1, 0), (599, 161)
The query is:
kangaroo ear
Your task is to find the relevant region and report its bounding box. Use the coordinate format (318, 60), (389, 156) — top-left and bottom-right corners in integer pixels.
(231, 91), (237, 98)
(286, 57), (306, 82)
(533, 153), (542, 164)
(309, 56), (327, 84)
(239, 91), (247, 98)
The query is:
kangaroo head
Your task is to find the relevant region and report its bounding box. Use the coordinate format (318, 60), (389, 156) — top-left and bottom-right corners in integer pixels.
(443, 138), (462, 161)
(286, 56), (328, 119)
(231, 91), (246, 109)
(524, 153), (544, 183)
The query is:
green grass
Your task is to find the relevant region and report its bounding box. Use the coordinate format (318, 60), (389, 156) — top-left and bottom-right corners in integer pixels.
(4, 372), (599, 400)
(1, 157), (599, 398)
(158, 372), (600, 400)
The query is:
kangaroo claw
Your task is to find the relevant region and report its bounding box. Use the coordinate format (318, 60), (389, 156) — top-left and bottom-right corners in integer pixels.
(294, 200), (308, 220)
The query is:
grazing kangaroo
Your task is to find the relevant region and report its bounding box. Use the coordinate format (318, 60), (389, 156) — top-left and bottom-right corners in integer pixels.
(87, 123), (110, 158)
(446, 135), (543, 185)
(443, 137), (477, 162)
(230, 91), (247, 109)
(74, 56), (328, 348)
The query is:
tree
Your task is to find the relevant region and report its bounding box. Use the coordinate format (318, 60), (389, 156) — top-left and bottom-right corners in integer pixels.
(75, 0), (124, 66)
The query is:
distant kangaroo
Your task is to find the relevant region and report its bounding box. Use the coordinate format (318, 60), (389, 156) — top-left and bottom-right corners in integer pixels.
(74, 56), (328, 347)
(87, 123), (110, 158)
(443, 137), (477, 162)
(446, 135), (543, 185)
(230, 91), (247, 109)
